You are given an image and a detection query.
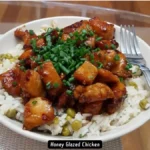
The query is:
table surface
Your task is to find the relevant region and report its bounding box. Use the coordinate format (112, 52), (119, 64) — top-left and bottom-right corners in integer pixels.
(0, 1), (150, 150)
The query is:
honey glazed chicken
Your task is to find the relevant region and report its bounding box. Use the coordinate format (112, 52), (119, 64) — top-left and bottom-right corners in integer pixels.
(0, 17), (132, 130)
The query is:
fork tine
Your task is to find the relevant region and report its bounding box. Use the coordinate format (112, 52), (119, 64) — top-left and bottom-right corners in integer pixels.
(120, 24), (143, 59)
(120, 25), (126, 54)
(132, 25), (141, 55)
(127, 25), (134, 55)
(126, 25), (133, 55)
(124, 25), (130, 54)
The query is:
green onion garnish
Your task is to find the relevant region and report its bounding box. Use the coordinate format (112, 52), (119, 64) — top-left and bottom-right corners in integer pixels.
(46, 82), (51, 90)
(114, 54), (120, 61)
(29, 30), (34, 35)
(66, 90), (73, 95)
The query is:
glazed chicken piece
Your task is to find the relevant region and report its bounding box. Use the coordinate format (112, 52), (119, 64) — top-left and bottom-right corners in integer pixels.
(96, 68), (126, 114)
(20, 70), (45, 99)
(0, 67), (21, 97)
(62, 20), (97, 48)
(86, 50), (116, 70)
(81, 101), (103, 115)
(14, 29), (37, 48)
(19, 49), (35, 68)
(96, 39), (118, 50)
(57, 90), (75, 109)
(74, 83), (114, 104)
(86, 50), (132, 78)
(38, 62), (63, 98)
(97, 68), (126, 100)
(62, 20), (91, 41)
(96, 68), (119, 83)
(105, 98), (124, 114)
(15, 29), (46, 49)
(74, 61), (98, 85)
(19, 50), (41, 69)
(110, 50), (132, 78)
(89, 17), (115, 40)
(111, 82), (126, 100)
(85, 36), (96, 48)
(24, 97), (55, 130)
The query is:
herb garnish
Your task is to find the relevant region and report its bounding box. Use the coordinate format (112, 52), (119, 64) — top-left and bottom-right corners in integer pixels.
(114, 54), (120, 61)
(32, 100), (37, 105)
(12, 81), (17, 87)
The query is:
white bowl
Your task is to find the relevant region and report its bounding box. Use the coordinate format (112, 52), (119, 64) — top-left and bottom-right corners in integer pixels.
(0, 16), (150, 142)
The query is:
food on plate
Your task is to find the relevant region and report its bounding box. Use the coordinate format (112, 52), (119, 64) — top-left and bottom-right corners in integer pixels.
(0, 17), (150, 138)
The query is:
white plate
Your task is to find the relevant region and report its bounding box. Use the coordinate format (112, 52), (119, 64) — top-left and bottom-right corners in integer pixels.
(0, 16), (150, 142)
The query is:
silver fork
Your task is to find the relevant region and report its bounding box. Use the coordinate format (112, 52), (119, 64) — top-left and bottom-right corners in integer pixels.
(120, 25), (150, 85)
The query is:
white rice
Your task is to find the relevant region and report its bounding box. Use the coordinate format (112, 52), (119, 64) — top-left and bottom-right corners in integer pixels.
(0, 43), (150, 138)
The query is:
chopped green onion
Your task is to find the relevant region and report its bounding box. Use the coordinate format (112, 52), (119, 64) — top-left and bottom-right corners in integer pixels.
(66, 90), (73, 95)
(68, 77), (74, 82)
(20, 66), (26, 72)
(46, 82), (51, 90)
(53, 82), (59, 88)
(29, 30), (34, 35)
(96, 37), (102, 41)
(119, 77), (124, 82)
(97, 62), (103, 69)
(125, 63), (132, 70)
(114, 54), (120, 61)
(58, 63), (70, 74)
(111, 44), (116, 50)
(12, 81), (17, 87)
(32, 100), (37, 105)
(105, 44), (109, 49)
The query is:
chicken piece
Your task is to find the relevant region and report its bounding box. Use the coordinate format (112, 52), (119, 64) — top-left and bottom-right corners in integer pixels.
(86, 50), (132, 78)
(20, 70), (45, 98)
(74, 61), (98, 85)
(15, 29), (37, 48)
(19, 49), (33, 60)
(57, 91), (68, 109)
(0, 67), (21, 97)
(38, 62), (63, 97)
(74, 85), (85, 100)
(96, 39), (118, 50)
(81, 101), (103, 115)
(89, 17), (115, 40)
(85, 36), (96, 48)
(96, 68), (119, 83)
(110, 51), (132, 78)
(111, 82), (126, 100)
(86, 50), (116, 70)
(19, 49), (35, 68)
(24, 97), (55, 130)
(36, 38), (45, 48)
(57, 91), (75, 109)
(62, 20), (92, 41)
(74, 83), (114, 104)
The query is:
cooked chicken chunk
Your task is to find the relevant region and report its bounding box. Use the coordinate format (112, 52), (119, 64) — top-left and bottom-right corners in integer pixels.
(38, 62), (63, 97)
(20, 70), (45, 98)
(96, 39), (118, 50)
(96, 68), (119, 83)
(74, 83), (114, 104)
(74, 61), (98, 85)
(15, 29), (37, 48)
(89, 17), (115, 40)
(110, 51), (132, 78)
(105, 99), (124, 114)
(57, 90), (75, 109)
(81, 101), (103, 115)
(24, 97), (55, 130)
(0, 67), (21, 97)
